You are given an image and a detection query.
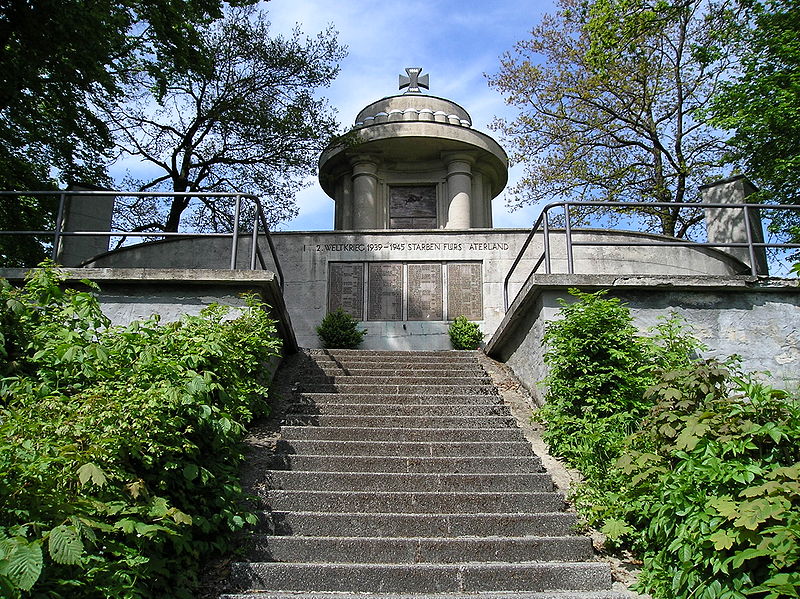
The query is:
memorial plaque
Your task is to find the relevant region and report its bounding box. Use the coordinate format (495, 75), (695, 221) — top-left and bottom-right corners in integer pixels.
(328, 262), (364, 319)
(407, 263), (443, 321)
(389, 185), (437, 229)
(367, 263), (403, 321)
(447, 262), (483, 320)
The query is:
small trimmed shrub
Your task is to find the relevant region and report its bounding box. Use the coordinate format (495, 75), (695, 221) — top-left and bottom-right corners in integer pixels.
(316, 308), (367, 349)
(448, 316), (483, 350)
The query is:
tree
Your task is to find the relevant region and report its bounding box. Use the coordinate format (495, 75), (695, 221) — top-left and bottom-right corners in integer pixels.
(106, 7), (346, 233)
(710, 0), (800, 239)
(489, 0), (734, 238)
(0, 0), (256, 264)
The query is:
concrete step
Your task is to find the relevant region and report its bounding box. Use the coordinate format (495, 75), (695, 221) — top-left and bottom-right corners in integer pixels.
(230, 561), (612, 593)
(250, 535), (594, 563)
(275, 439), (536, 457)
(268, 454), (543, 473)
(286, 403), (511, 417)
(308, 360), (483, 373)
(301, 375), (491, 385)
(281, 414), (518, 428)
(280, 426), (526, 443)
(308, 349), (480, 361)
(267, 471), (554, 493)
(291, 393), (502, 406)
(261, 511), (578, 538)
(313, 366), (484, 377)
(264, 490), (566, 514)
(296, 383), (498, 395)
(222, 592), (631, 599)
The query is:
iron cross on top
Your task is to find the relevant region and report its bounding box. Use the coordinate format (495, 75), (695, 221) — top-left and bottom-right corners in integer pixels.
(399, 67), (429, 94)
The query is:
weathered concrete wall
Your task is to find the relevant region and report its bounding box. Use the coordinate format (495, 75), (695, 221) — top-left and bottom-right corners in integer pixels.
(486, 275), (800, 401)
(83, 229), (746, 350)
(0, 268), (298, 353)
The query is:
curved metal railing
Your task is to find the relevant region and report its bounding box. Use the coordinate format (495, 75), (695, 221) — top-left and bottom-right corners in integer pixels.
(0, 190), (284, 290)
(503, 200), (800, 312)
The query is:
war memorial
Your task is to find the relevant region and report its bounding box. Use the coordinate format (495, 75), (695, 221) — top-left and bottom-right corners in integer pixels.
(1, 69), (799, 598)
(4, 68), (788, 392)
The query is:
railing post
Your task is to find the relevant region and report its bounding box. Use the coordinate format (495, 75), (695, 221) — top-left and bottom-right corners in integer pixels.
(52, 192), (67, 261)
(249, 199), (259, 270)
(743, 204), (758, 276)
(564, 203), (574, 274)
(230, 194), (242, 270)
(543, 211), (552, 274)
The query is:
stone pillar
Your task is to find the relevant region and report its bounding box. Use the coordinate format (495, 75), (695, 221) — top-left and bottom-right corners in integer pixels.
(445, 154), (474, 229)
(351, 158), (379, 229)
(701, 175), (768, 275)
(58, 184), (116, 267)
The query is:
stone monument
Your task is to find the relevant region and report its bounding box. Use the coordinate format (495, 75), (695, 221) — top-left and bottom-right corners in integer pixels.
(319, 68), (507, 230)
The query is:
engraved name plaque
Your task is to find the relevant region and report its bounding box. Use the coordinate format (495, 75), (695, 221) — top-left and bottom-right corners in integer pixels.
(367, 263), (403, 321)
(407, 263), (443, 321)
(389, 185), (437, 229)
(328, 262), (364, 318)
(447, 262), (483, 320)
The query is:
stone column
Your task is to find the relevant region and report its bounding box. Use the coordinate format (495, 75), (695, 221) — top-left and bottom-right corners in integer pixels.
(701, 175), (768, 275)
(58, 184), (116, 267)
(351, 158), (379, 230)
(445, 154), (474, 229)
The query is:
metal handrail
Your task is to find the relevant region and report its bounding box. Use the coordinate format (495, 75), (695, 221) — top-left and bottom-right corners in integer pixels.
(503, 200), (800, 312)
(0, 190), (284, 289)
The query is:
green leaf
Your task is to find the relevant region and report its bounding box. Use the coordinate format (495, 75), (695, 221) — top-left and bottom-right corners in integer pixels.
(1, 540), (43, 591)
(168, 508), (193, 525)
(734, 498), (787, 530)
(47, 525), (83, 565)
(113, 519), (137, 534)
(134, 522), (163, 537)
(732, 547), (771, 568)
(707, 496), (739, 519)
(183, 464), (198, 481)
(709, 529), (737, 551)
(149, 497), (169, 518)
(675, 419), (710, 451)
(61, 346), (78, 362)
(601, 518), (634, 540)
(77, 462), (107, 487)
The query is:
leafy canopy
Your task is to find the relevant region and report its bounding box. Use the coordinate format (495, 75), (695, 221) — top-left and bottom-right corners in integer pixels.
(107, 6), (346, 233)
(710, 0), (800, 241)
(489, 0), (733, 238)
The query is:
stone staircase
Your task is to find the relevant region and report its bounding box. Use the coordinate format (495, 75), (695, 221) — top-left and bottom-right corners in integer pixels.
(221, 349), (621, 598)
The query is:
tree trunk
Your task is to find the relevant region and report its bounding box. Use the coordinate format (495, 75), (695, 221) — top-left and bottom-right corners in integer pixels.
(165, 179), (190, 232)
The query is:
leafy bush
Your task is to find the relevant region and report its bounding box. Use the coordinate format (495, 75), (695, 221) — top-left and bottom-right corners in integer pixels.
(606, 361), (800, 599)
(537, 289), (703, 484)
(316, 308), (366, 349)
(0, 264), (281, 598)
(537, 288), (800, 599)
(448, 316), (483, 350)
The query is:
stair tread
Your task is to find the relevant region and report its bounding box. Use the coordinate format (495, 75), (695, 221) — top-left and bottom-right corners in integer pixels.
(223, 349), (611, 598)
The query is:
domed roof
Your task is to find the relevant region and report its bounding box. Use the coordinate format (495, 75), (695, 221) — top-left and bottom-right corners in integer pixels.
(319, 91), (508, 198)
(354, 94), (473, 128)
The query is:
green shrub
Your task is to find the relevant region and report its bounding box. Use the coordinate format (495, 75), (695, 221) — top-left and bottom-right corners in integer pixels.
(537, 289), (705, 513)
(541, 291), (675, 478)
(538, 288), (800, 599)
(606, 360), (800, 599)
(316, 308), (366, 349)
(0, 264), (281, 598)
(448, 316), (483, 350)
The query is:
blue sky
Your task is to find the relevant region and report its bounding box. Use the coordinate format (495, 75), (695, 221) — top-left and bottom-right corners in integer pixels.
(264, 0), (556, 231)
